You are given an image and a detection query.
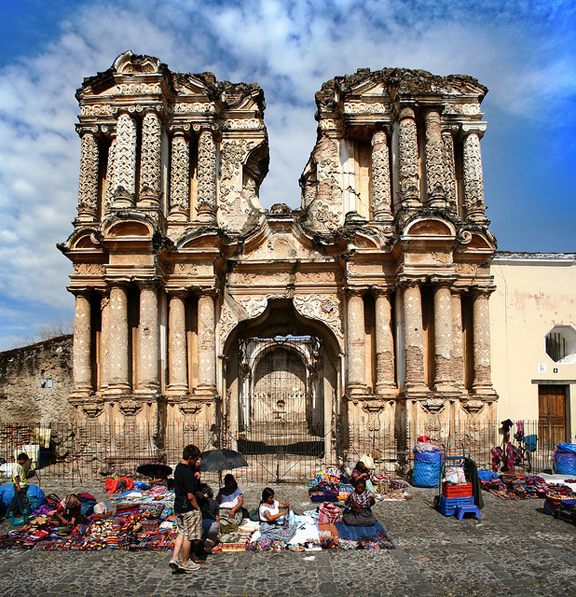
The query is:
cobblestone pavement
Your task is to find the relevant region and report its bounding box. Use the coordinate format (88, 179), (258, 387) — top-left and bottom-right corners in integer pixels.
(0, 479), (574, 597)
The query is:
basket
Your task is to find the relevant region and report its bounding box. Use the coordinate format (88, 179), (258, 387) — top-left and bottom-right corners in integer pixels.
(442, 482), (473, 498)
(439, 495), (474, 516)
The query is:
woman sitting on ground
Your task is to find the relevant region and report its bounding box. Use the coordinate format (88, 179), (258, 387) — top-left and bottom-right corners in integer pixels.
(198, 483), (220, 551)
(259, 487), (289, 526)
(216, 474), (246, 523)
(54, 494), (83, 526)
(343, 479), (376, 526)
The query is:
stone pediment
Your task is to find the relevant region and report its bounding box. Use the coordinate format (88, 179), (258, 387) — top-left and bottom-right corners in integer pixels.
(403, 217), (456, 238)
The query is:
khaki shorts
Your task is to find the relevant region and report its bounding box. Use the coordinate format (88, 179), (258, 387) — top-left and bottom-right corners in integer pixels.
(175, 510), (202, 541)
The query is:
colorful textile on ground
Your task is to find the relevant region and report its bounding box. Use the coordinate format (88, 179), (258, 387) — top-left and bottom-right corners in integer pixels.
(479, 472), (571, 500)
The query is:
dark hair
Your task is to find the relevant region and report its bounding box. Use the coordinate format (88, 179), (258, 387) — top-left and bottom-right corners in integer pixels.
(261, 487), (275, 504)
(356, 479), (366, 490)
(198, 483), (213, 498)
(355, 461), (365, 471)
(224, 474), (238, 490)
(182, 444), (201, 460)
(17, 453), (29, 462)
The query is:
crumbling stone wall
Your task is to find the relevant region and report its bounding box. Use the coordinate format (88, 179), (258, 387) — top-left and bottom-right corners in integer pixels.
(0, 335), (73, 423)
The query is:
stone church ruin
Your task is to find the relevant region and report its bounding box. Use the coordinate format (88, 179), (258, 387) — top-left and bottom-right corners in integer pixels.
(57, 51), (498, 478)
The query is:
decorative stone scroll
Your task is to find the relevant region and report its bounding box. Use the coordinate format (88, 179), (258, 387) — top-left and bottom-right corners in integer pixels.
(362, 402), (385, 431)
(442, 103), (481, 115)
(293, 294), (343, 342)
(370, 130), (392, 222)
(463, 132), (487, 222)
(139, 112), (162, 201)
(169, 132), (190, 219)
(221, 119), (265, 130)
(80, 104), (113, 117)
(173, 102), (216, 115)
(343, 102), (389, 114)
(116, 83), (162, 95)
(197, 130), (217, 221)
(398, 108), (420, 207)
(77, 132), (99, 218)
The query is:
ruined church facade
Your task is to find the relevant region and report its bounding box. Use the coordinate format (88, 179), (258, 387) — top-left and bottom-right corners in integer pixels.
(59, 52), (498, 468)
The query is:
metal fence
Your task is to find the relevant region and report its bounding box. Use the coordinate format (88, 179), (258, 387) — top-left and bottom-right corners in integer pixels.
(0, 419), (562, 485)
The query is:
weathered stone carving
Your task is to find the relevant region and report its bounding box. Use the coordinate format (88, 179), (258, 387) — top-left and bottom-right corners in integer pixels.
(140, 112), (162, 201)
(173, 102), (216, 115)
(112, 113), (137, 201)
(80, 104), (113, 117)
(222, 119), (265, 130)
(72, 263), (105, 276)
(442, 129), (458, 212)
(117, 83), (162, 95)
(398, 108), (420, 207)
(424, 110), (446, 206)
(118, 400), (143, 417)
(443, 103), (481, 115)
(463, 132), (486, 221)
(294, 295), (343, 341)
(343, 102), (390, 114)
(169, 132), (190, 218)
(104, 137), (116, 211)
(197, 130), (217, 221)
(78, 132), (99, 218)
(370, 130), (392, 221)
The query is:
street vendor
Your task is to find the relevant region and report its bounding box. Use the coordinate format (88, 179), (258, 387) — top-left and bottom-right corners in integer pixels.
(54, 494), (83, 526)
(216, 473), (246, 523)
(259, 487), (289, 525)
(351, 461), (371, 486)
(7, 453), (30, 518)
(343, 479), (376, 526)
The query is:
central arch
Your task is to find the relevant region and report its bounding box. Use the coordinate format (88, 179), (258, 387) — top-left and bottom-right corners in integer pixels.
(221, 298), (341, 480)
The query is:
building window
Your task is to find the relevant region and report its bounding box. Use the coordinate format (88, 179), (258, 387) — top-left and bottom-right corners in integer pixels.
(545, 326), (576, 364)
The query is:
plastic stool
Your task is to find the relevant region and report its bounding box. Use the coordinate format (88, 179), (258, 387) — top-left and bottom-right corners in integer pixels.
(9, 509), (28, 526)
(455, 505), (481, 521)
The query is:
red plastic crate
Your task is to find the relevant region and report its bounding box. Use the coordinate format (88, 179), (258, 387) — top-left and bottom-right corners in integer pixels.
(442, 482), (473, 498)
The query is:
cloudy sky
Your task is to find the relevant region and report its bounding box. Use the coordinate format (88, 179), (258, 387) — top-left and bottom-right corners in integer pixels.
(0, 0), (574, 350)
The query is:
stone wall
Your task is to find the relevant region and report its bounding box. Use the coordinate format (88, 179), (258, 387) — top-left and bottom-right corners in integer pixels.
(0, 335), (73, 423)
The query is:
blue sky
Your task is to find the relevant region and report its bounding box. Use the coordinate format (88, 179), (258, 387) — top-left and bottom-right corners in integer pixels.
(0, 0), (574, 350)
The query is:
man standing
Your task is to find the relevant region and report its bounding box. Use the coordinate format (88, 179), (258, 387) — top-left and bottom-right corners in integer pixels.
(169, 444), (203, 573)
(7, 453), (30, 518)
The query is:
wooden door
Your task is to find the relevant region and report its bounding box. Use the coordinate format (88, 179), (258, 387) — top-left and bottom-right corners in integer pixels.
(538, 385), (567, 448)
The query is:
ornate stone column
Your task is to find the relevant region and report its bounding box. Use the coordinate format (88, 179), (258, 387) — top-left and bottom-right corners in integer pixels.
(462, 125), (488, 223)
(169, 127), (190, 220)
(139, 111), (162, 206)
(424, 109), (447, 208)
(104, 134), (116, 213)
(346, 289), (367, 396)
(136, 280), (160, 395)
(72, 290), (93, 395)
(371, 129), (393, 224)
(402, 280), (427, 392)
(196, 128), (217, 222)
(398, 107), (420, 209)
(374, 288), (397, 396)
(167, 290), (189, 395)
(471, 287), (495, 395)
(112, 112), (137, 206)
(432, 282), (457, 393)
(450, 288), (465, 391)
(107, 282), (131, 394)
(196, 290), (217, 396)
(77, 129), (99, 222)
(442, 126), (458, 214)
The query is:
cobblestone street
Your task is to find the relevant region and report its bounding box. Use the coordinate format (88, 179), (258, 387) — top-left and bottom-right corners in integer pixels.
(0, 481), (574, 597)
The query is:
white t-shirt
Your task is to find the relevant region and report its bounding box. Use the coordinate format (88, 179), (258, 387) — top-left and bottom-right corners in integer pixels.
(259, 500), (280, 522)
(219, 487), (243, 509)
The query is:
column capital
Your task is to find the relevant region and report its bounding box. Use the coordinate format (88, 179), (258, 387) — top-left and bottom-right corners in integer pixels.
(397, 276), (425, 289)
(429, 276), (456, 288)
(470, 285), (496, 299)
(67, 286), (92, 297)
(134, 277), (162, 291)
(398, 105), (416, 120)
(346, 287), (367, 298)
(459, 122), (487, 140)
(168, 123), (192, 137)
(372, 286), (395, 298)
(198, 287), (219, 298)
(75, 124), (99, 137)
(166, 287), (189, 298)
(105, 278), (131, 289)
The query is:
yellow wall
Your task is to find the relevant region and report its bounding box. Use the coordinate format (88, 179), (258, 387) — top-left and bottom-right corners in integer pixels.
(490, 254), (576, 441)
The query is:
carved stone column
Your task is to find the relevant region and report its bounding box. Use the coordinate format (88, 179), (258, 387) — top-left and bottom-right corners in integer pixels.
(139, 111), (162, 206)
(346, 289), (367, 396)
(136, 280), (160, 395)
(167, 290), (189, 395)
(450, 288), (465, 390)
(471, 287), (495, 395)
(442, 127), (458, 214)
(112, 112), (137, 206)
(374, 288), (397, 396)
(72, 291), (92, 395)
(104, 135), (116, 213)
(432, 282), (457, 394)
(402, 280), (427, 392)
(169, 127), (190, 220)
(77, 129), (99, 221)
(107, 282), (131, 394)
(196, 128), (217, 222)
(462, 127), (488, 223)
(196, 290), (217, 396)
(398, 107), (420, 209)
(424, 110), (447, 208)
(371, 129), (393, 223)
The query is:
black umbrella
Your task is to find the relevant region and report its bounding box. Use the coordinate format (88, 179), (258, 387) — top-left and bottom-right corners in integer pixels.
(200, 449), (248, 472)
(136, 461), (173, 477)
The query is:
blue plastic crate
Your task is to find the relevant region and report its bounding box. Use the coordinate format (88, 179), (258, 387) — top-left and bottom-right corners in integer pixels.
(439, 495), (474, 516)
